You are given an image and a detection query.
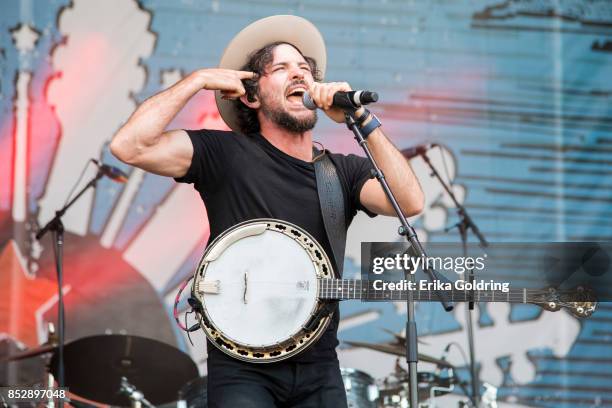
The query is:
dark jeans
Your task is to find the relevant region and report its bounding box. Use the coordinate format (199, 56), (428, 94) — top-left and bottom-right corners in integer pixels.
(207, 350), (348, 408)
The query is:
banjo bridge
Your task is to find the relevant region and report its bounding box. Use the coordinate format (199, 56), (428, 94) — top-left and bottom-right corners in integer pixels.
(243, 272), (248, 304)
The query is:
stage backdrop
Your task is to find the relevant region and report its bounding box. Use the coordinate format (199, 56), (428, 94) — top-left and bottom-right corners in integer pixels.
(1, 1), (611, 406)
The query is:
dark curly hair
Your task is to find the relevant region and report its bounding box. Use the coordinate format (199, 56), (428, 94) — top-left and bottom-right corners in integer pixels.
(232, 42), (321, 135)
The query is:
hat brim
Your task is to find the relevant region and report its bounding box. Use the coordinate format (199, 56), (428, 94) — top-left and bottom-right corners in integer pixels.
(215, 15), (327, 133)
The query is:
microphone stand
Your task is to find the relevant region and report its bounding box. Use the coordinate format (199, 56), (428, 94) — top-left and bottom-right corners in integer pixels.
(35, 168), (105, 403)
(344, 113), (453, 408)
(420, 150), (488, 407)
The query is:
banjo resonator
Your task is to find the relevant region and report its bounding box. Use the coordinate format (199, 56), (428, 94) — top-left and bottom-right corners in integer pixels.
(192, 219), (335, 363)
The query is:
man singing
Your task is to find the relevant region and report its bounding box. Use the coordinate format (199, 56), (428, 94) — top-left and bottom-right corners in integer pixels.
(111, 14), (423, 408)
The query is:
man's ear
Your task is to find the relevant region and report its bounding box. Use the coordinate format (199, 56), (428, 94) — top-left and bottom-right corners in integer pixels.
(240, 94), (260, 109)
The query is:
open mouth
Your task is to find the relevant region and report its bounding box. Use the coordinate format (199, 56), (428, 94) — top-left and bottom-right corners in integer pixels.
(286, 88), (306, 104)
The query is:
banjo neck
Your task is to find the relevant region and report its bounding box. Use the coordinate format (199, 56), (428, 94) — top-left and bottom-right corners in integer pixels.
(317, 279), (597, 318)
(319, 278), (554, 304)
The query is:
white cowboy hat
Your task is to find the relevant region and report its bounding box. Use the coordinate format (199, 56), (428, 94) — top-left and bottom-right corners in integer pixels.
(215, 15), (327, 133)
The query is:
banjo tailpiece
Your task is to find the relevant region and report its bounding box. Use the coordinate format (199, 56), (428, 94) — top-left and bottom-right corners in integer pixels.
(303, 300), (338, 332)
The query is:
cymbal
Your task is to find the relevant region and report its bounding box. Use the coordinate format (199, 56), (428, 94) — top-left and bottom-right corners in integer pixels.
(1, 343), (56, 362)
(343, 340), (454, 368)
(50, 334), (198, 406)
(380, 328), (427, 345)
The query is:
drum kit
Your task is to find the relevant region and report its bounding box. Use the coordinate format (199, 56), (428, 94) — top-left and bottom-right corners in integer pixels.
(341, 337), (470, 408)
(2, 333), (205, 408)
(339, 330), (501, 408)
(340, 367), (455, 408)
(2, 329), (488, 408)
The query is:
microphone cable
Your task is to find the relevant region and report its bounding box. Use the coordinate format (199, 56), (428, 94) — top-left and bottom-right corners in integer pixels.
(63, 160), (96, 206)
(173, 275), (202, 346)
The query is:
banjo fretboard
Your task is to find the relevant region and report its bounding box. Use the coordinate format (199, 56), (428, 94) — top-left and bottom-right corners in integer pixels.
(317, 279), (549, 304)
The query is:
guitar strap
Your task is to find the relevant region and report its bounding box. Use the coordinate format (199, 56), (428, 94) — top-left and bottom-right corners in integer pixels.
(310, 148), (346, 330)
(312, 148), (346, 277)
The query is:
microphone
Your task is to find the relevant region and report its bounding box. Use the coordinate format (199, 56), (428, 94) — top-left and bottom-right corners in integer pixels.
(435, 342), (453, 376)
(302, 90), (379, 111)
(401, 143), (438, 159)
(91, 159), (129, 183)
(441, 342), (452, 361)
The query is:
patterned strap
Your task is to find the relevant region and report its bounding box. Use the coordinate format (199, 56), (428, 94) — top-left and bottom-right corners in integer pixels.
(313, 148), (346, 277)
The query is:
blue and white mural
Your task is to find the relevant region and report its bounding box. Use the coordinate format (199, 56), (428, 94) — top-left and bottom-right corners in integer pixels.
(1, 1), (610, 406)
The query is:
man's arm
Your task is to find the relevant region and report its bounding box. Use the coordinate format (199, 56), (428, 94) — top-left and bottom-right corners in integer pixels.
(359, 124), (425, 217)
(308, 81), (424, 217)
(110, 69), (254, 177)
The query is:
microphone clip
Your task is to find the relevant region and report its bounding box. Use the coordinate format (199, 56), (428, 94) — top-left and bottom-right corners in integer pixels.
(91, 158), (129, 183)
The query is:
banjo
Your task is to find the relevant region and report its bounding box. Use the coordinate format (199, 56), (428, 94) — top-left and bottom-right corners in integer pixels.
(191, 219), (596, 363)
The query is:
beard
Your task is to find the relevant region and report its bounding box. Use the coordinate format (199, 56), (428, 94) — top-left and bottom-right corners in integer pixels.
(260, 95), (317, 134)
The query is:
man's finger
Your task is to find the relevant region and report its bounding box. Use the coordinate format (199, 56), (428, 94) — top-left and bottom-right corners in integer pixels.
(225, 80), (246, 94)
(312, 83), (324, 109)
(237, 71), (257, 79)
(331, 84), (344, 109)
(221, 89), (242, 98)
(325, 83), (340, 110)
(320, 84), (331, 110)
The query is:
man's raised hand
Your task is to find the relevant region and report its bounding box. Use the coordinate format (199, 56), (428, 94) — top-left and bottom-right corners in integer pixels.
(194, 68), (256, 99)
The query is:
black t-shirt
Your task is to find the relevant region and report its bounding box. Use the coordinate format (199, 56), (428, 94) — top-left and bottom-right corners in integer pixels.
(175, 129), (375, 362)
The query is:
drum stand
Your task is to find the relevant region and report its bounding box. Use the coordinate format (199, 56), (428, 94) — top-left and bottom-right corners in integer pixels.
(419, 152), (488, 407)
(344, 113), (453, 408)
(119, 377), (154, 408)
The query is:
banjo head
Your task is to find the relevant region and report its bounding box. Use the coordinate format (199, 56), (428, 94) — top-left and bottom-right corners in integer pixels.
(192, 219), (334, 363)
